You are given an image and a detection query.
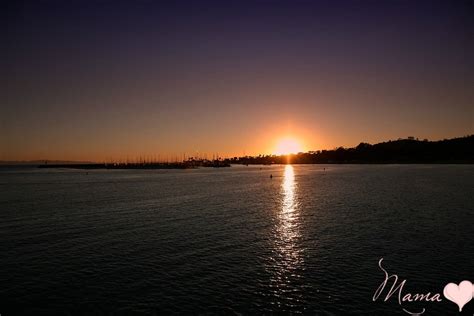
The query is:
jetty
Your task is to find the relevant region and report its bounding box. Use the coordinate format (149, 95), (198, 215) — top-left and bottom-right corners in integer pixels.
(37, 159), (230, 170)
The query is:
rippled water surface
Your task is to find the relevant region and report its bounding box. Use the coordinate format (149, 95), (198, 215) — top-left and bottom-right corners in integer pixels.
(1, 165), (473, 315)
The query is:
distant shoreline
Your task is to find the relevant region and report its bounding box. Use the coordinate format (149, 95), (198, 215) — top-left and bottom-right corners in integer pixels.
(0, 162), (473, 171)
(227, 135), (474, 165)
(2, 135), (473, 168)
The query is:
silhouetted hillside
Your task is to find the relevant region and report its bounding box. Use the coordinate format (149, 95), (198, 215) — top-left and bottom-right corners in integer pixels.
(226, 135), (474, 164)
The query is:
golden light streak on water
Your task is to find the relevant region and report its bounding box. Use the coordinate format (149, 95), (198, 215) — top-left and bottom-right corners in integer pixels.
(270, 165), (304, 299)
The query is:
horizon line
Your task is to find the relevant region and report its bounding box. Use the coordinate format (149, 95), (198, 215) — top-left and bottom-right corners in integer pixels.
(2, 134), (472, 164)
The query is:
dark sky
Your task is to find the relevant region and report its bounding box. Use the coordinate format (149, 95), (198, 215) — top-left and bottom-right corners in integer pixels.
(2, 0), (473, 161)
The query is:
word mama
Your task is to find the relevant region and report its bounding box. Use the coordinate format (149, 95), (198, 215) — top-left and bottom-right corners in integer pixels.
(373, 258), (442, 315)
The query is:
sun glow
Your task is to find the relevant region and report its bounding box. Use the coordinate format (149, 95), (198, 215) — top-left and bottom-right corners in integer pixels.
(274, 137), (303, 155)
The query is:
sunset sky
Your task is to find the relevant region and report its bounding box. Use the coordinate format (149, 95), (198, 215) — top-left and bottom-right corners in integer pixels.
(2, 1), (473, 161)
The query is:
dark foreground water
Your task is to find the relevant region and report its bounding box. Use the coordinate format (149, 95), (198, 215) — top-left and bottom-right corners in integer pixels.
(1, 165), (473, 315)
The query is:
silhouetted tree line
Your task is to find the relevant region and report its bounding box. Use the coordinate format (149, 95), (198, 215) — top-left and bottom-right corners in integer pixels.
(225, 135), (474, 164)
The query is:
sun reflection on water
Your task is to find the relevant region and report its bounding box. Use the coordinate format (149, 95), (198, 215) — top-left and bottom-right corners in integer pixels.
(269, 164), (304, 300)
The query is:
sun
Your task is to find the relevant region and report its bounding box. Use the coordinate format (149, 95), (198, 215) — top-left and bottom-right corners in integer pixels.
(274, 137), (303, 155)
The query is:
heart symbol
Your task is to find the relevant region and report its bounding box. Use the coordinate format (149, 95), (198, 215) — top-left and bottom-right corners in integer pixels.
(443, 280), (473, 312)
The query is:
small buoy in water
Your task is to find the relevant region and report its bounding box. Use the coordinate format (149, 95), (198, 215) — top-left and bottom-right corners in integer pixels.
(270, 174), (273, 179)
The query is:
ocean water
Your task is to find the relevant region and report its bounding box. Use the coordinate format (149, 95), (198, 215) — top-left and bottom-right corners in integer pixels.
(1, 165), (473, 315)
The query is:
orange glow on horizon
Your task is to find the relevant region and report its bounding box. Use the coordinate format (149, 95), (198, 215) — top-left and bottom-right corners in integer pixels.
(273, 137), (304, 155)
